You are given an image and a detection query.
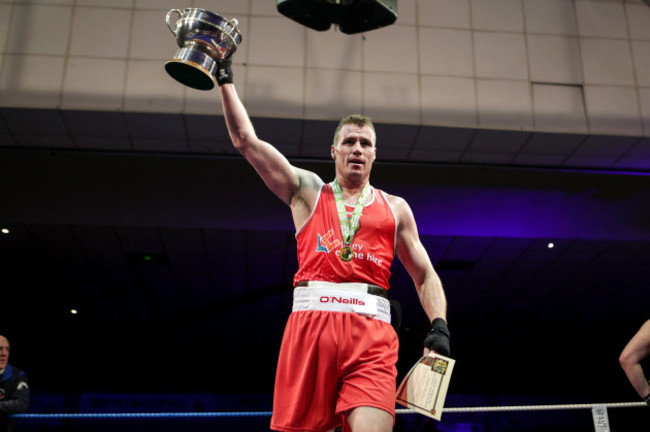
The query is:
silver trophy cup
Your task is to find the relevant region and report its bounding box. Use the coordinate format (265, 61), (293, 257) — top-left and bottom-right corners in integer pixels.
(164, 8), (242, 90)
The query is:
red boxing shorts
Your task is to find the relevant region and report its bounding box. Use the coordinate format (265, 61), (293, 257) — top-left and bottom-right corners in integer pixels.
(270, 309), (399, 432)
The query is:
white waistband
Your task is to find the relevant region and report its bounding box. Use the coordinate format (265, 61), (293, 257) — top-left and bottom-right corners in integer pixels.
(297, 281), (376, 293)
(292, 285), (391, 324)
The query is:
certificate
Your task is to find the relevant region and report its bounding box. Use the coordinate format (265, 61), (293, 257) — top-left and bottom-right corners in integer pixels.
(395, 352), (455, 421)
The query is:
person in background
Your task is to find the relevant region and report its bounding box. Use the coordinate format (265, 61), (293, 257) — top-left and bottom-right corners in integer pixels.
(619, 320), (650, 406)
(0, 335), (30, 432)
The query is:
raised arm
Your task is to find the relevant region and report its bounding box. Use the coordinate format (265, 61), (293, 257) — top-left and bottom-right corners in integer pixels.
(619, 320), (650, 402)
(219, 82), (300, 206)
(390, 195), (449, 356)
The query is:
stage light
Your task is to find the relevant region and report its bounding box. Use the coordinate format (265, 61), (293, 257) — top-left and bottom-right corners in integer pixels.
(277, 0), (397, 34)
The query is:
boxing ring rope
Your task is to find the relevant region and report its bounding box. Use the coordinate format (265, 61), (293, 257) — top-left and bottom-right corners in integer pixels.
(11, 401), (646, 419)
(411, 400), (647, 413)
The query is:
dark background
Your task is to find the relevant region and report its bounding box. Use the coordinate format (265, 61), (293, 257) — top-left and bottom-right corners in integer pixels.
(1, 108), (650, 430)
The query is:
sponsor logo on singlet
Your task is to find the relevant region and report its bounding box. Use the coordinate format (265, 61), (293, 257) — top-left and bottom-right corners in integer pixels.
(0, 388), (5, 400)
(316, 229), (340, 253)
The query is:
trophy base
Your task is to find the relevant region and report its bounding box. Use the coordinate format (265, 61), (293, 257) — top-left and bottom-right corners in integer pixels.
(165, 46), (217, 91)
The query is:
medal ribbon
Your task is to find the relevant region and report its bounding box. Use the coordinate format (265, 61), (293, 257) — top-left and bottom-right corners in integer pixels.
(332, 179), (371, 246)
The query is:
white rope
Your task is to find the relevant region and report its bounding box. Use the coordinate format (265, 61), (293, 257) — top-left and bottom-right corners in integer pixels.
(397, 401), (646, 414)
(12, 402), (646, 420)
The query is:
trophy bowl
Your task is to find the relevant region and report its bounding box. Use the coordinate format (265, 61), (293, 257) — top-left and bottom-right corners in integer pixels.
(164, 8), (242, 90)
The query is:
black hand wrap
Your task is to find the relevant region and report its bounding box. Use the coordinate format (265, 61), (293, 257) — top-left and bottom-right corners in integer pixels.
(216, 59), (234, 86)
(644, 392), (650, 406)
(423, 318), (450, 357)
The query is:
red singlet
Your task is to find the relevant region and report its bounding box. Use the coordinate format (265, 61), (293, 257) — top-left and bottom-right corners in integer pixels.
(271, 184), (399, 432)
(293, 184), (396, 290)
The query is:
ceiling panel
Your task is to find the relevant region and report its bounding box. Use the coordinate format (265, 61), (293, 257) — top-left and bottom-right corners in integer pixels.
(520, 131), (586, 155)
(63, 110), (129, 138)
(1, 107), (648, 179)
(412, 125), (476, 152)
(469, 129), (531, 153)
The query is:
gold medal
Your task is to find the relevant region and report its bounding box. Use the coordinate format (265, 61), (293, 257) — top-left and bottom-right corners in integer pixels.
(339, 246), (353, 262)
(332, 180), (370, 263)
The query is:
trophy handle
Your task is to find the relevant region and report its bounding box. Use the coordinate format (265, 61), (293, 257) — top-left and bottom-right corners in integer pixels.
(166, 9), (182, 36)
(221, 18), (239, 42)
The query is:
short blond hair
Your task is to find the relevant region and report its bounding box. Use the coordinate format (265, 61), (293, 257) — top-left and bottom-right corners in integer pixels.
(332, 114), (376, 147)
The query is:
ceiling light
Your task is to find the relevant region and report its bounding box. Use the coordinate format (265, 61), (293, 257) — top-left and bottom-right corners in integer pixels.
(277, 0), (398, 34)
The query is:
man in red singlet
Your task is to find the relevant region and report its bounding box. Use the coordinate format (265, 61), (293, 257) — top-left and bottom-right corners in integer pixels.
(216, 59), (450, 432)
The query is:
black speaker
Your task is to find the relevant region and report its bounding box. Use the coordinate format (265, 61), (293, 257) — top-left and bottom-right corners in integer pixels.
(277, 0), (332, 31)
(277, 0), (397, 34)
